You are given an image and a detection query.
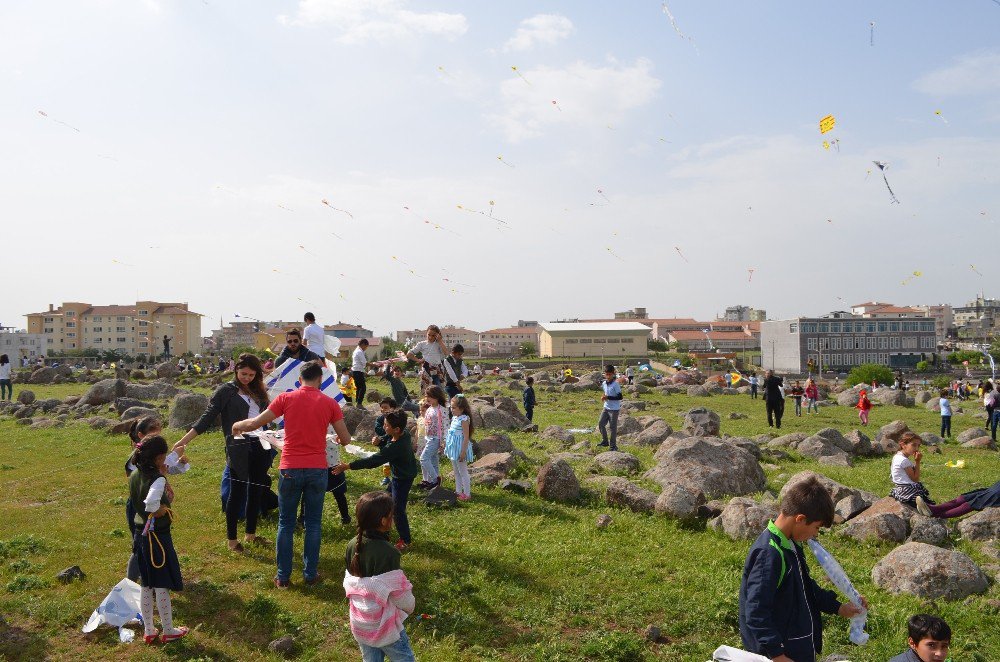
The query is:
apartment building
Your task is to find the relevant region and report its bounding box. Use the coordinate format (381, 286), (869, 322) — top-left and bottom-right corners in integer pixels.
(760, 314), (937, 373)
(0, 330), (46, 362)
(25, 301), (202, 359)
(723, 305), (766, 322)
(478, 326), (541, 356)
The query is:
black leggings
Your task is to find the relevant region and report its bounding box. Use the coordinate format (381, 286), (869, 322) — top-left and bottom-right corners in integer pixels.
(225, 438), (271, 540)
(352, 371), (366, 406)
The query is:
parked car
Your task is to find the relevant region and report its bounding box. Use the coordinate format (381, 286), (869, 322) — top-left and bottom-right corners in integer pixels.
(509, 362), (526, 371)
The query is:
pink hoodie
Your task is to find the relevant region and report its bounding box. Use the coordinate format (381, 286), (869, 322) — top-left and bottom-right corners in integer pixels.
(343, 569), (415, 648)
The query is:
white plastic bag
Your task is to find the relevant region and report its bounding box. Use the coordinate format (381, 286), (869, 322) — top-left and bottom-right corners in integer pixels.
(711, 645), (771, 661)
(808, 538), (869, 645)
(81, 578), (143, 643)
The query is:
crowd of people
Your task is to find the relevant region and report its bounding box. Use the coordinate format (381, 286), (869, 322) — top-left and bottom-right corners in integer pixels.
(109, 320), (989, 660)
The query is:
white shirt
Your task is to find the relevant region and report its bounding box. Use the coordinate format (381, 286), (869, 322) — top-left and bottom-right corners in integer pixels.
(239, 393), (263, 432)
(352, 347), (367, 372)
(0, 363), (10, 380)
(891, 452), (916, 485)
(144, 476), (167, 512)
(412, 340), (445, 367)
(303, 323), (325, 357)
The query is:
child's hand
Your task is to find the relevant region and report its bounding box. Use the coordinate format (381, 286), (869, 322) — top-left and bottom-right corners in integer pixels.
(331, 462), (349, 475)
(178, 454), (189, 464)
(913, 451), (923, 463)
(838, 599), (866, 618)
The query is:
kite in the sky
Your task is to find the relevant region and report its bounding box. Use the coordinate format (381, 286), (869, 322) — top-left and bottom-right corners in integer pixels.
(971, 264), (984, 277)
(111, 259), (134, 267)
(321, 199), (354, 219)
(442, 277), (475, 288)
(674, 246), (689, 262)
(436, 66), (455, 79)
(606, 247), (626, 262)
(551, 100), (562, 112)
(403, 206), (461, 236)
(298, 245), (319, 257)
(934, 110), (949, 125)
(819, 115), (836, 134)
(497, 155), (515, 168)
(872, 161), (899, 204)
(456, 204), (510, 229)
(597, 188), (611, 203)
(869, 21), (875, 47)
(661, 3), (697, 51)
(822, 140), (830, 151)
(747, 268), (755, 283)
(37, 110), (80, 132)
(277, 204), (294, 212)
(511, 66), (531, 85)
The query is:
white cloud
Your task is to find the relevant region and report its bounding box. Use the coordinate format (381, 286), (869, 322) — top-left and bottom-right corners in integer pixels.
(278, 0), (467, 44)
(913, 52), (1000, 96)
(488, 58), (661, 142)
(503, 14), (573, 52)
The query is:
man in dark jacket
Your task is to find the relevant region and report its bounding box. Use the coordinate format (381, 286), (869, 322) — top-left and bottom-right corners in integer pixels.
(274, 328), (321, 368)
(762, 369), (785, 429)
(739, 476), (866, 662)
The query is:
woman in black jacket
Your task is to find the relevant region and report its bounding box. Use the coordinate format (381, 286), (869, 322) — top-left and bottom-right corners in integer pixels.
(173, 354), (271, 552)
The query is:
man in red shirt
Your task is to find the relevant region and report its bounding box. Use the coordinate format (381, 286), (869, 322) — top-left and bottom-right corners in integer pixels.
(232, 361), (350, 587)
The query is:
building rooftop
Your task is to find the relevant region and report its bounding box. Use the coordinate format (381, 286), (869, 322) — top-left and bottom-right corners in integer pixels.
(669, 330), (752, 340)
(481, 326), (540, 335)
(541, 322), (651, 333)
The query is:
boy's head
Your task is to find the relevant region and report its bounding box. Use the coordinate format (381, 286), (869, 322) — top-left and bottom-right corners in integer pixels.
(526, 376), (534, 386)
(299, 360), (323, 385)
(906, 614), (951, 662)
(304, 312), (315, 323)
(940, 389), (949, 398)
(452, 344), (464, 357)
(778, 476), (834, 541)
(604, 365), (616, 378)
(358, 338), (369, 349)
(384, 410), (407, 437)
(379, 397), (397, 414)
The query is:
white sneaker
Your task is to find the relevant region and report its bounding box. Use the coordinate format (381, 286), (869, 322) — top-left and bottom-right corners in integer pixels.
(915, 495), (932, 517)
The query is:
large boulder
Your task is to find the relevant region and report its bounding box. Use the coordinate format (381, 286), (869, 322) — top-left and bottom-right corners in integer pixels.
(168, 393), (209, 430)
(836, 385), (866, 406)
(876, 420), (912, 453)
(768, 432), (808, 448)
(80, 379), (127, 406)
(962, 436), (997, 450)
(872, 389), (908, 406)
(686, 385), (710, 397)
(683, 408), (720, 436)
(535, 459), (580, 502)
(872, 542), (988, 600)
(711, 498), (779, 540)
(841, 512), (908, 543)
(615, 415), (644, 436)
(655, 483), (705, 520)
(843, 430), (876, 456)
(957, 508), (1000, 541)
(27, 367), (58, 384)
(644, 437), (765, 500)
(605, 478), (657, 513)
(592, 451), (641, 476)
(121, 406), (159, 421)
(834, 495), (870, 522)
(341, 406), (371, 436)
(779, 471), (876, 506)
(908, 515), (950, 546)
(473, 433), (514, 457)
(855, 496), (918, 522)
(155, 361), (182, 379)
(671, 370), (703, 385)
(915, 391), (933, 404)
(17, 390), (36, 405)
(627, 420), (674, 447)
(493, 396), (530, 425)
(471, 402), (523, 431)
(957, 427), (984, 444)
(794, 429), (853, 464)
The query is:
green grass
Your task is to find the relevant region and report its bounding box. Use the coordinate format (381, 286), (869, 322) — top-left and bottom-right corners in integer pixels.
(1, 379), (1000, 660)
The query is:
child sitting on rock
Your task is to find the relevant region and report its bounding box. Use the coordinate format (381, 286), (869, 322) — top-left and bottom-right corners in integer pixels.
(890, 432), (934, 508)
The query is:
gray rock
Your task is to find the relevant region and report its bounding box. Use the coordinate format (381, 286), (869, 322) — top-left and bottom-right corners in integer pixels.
(470, 452), (521, 477)
(474, 433), (514, 457)
(268, 634), (296, 656)
(915, 390), (933, 404)
(726, 437), (762, 460)
(493, 396), (530, 425)
(471, 403), (523, 431)
(925, 398), (941, 412)
(843, 430), (875, 456)
(795, 433), (851, 465)
(918, 432), (945, 447)
(168, 392), (209, 430)
(87, 417), (114, 430)
(654, 483), (705, 520)
(818, 453), (853, 468)
(962, 436), (997, 450)
(835, 495), (869, 522)
(841, 512), (908, 543)
(535, 459), (580, 502)
(872, 388), (907, 406)
(872, 542), (988, 600)
(728, 412), (749, 420)
(957, 508), (1000, 541)
(16, 390), (35, 405)
(56, 565), (85, 583)
(155, 361), (182, 379)
(836, 385), (866, 406)
(540, 425), (575, 444)
(596, 514), (613, 529)
(120, 406), (158, 421)
(80, 378), (127, 406)
(908, 515), (950, 546)
(644, 437), (765, 500)
(643, 624), (662, 643)
(630, 419), (674, 447)
(113, 397), (155, 415)
(768, 432), (808, 448)
(605, 478), (657, 513)
(957, 427), (984, 444)
(686, 385), (710, 397)
(35, 398), (60, 413)
(424, 486), (458, 506)
(716, 497), (779, 540)
(683, 407), (721, 436)
(124, 380), (180, 400)
(569, 440), (591, 452)
(779, 471), (875, 506)
(592, 451), (641, 476)
(876, 420), (912, 453)
(30, 419), (63, 429)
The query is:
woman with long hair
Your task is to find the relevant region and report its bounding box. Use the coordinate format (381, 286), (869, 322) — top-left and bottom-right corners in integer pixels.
(173, 354), (271, 552)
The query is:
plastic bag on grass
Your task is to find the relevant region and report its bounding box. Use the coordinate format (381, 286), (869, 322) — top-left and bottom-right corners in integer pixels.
(81, 578), (143, 643)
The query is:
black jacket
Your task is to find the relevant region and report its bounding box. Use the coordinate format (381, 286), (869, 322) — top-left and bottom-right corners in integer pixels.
(763, 375), (784, 403)
(739, 522), (841, 662)
(192, 381), (269, 438)
(274, 345), (321, 368)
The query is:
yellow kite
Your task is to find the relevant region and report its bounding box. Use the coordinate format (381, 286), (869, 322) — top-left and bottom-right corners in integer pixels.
(819, 115), (836, 134)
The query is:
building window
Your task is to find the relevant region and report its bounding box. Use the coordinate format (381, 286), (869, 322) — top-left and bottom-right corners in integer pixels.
(93, 316), (102, 322)
(807, 338), (817, 350)
(66, 321), (75, 328)
(830, 322), (841, 333)
(879, 353), (888, 364)
(890, 336), (901, 349)
(138, 310), (149, 316)
(93, 326), (103, 332)
(44, 328), (52, 333)
(878, 337), (888, 349)
(866, 322), (876, 333)
(139, 331), (148, 337)
(579, 339), (592, 344)
(565, 339), (579, 344)
(44, 316), (54, 323)
(66, 311), (75, 318)
(801, 323), (817, 333)
(116, 326), (126, 332)
(606, 339), (620, 344)
(866, 337), (875, 349)
(832, 338), (841, 350)
(117, 316), (126, 322)
(620, 338), (634, 344)
(118, 337), (127, 343)
(139, 320), (148, 327)
(889, 322), (900, 332)
(140, 342), (148, 348)
(94, 338), (102, 343)
(789, 323), (799, 332)
(818, 323), (829, 333)
(67, 332), (76, 338)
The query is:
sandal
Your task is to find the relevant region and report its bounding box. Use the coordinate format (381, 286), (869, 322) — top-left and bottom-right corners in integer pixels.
(160, 626), (189, 643)
(143, 631), (159, 645)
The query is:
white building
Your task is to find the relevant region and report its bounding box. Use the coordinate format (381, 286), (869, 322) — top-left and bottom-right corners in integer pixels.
(0, 330), (46, 362)
(538, 322), (650, 359)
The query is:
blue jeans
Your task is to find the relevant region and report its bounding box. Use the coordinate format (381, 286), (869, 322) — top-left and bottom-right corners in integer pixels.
(276, 468), (327, 582)
(991, 411), (1000, 440)
(359, 628), (415, 662)
(391, 477), (413, 544)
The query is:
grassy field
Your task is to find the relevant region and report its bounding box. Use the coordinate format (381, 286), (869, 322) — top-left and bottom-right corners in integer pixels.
(2, 378), (1000, 661)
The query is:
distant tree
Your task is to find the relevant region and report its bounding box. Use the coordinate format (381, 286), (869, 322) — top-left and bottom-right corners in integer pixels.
(948, 350), (984, 365)
(519, 342), (536, 357)
(230, 344), (266, 360)
(915, 360), (930, 373)
(647, 339), (668, 352)
(380, 336), (408, 359)
(846, 363), (894, 387)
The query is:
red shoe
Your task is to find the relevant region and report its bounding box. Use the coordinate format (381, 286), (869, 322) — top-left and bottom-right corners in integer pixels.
(394, 540), (410, 553)
(143, 631), (159, 645)
(160, 626), (189, 643)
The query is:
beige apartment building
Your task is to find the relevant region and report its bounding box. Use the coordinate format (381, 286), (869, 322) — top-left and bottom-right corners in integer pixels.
(539, 322), (651, 359)
(395, 325), (479, 349)
(25, 301), (202, 359)
(478, 326), (540, 356)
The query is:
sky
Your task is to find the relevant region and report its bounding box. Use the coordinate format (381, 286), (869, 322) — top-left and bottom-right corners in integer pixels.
(4, 0), (1000, 337)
